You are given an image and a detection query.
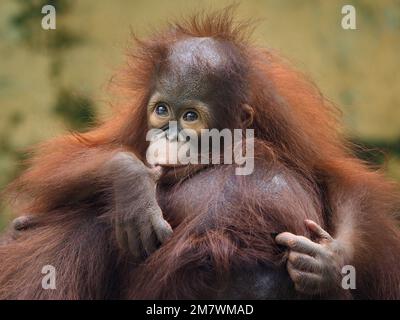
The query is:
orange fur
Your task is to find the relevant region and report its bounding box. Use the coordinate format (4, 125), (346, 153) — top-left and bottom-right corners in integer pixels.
(1, 7), (399, 299)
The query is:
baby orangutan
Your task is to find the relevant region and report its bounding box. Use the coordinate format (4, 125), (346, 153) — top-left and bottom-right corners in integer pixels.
(1, 9), (400, 299)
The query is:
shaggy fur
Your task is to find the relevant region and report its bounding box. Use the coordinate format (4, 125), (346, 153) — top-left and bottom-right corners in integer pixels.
(0, 8), (399, 299)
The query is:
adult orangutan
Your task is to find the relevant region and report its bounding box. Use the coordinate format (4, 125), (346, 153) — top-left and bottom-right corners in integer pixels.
(0, 9), (399, 299)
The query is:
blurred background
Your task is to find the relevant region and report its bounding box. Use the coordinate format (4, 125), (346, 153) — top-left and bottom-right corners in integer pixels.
(1, 0), (400, 230)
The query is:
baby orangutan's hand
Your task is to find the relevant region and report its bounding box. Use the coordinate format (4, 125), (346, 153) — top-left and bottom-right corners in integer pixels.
(276, 220), (351, 298)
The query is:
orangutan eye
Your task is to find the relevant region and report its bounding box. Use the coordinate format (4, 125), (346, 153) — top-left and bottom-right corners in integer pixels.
(154, 103), (169, 117)
(182, 111), (199, 122)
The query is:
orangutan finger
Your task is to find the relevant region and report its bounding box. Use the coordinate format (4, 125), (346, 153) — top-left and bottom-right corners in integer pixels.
(288, 251), (321, 273)
(305, 220), (333, 242)
(276, 232), (323, 256)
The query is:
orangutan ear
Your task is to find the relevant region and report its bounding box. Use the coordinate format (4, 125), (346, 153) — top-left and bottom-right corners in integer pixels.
(242, 104), (254, 128)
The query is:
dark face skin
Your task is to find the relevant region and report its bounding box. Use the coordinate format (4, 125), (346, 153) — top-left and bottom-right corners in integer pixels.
(146, 36), (250, 169)
(147, 36), (241, 134)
